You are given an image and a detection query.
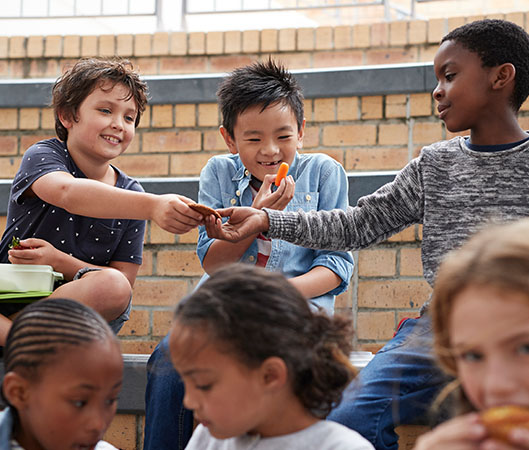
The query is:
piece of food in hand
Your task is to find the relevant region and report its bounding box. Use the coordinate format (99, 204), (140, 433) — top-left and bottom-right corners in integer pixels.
(275, 162), (289, 186)
(8, 236), (22, 249)
(188, 202), (222, 220)
(481, 405), (529, 442)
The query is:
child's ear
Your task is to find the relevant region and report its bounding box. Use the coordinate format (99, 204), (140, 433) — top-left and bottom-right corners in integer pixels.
(2, 372), (30, 409)
(219, 126), (238, 155)
(491, 63), (516, 90)
(57, 109), (74, 130)
(297, 118), (306, 150)
(260, 357), (288, 391)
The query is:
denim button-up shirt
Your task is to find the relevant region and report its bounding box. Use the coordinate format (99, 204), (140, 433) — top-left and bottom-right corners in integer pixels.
(197, 152), (354, 312)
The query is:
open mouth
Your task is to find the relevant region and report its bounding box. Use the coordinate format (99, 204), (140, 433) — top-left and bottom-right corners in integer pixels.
(101, 135), (121, 144)
(259, 160), (281, 167)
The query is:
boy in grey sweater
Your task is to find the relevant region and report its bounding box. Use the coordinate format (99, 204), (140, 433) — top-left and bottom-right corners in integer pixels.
(205, 19), (529, 450)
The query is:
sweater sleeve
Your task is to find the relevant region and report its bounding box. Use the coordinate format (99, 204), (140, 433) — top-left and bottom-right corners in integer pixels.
(266, 158), (424, 251)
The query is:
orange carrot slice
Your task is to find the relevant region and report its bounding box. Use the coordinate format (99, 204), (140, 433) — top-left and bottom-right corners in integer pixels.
(274, 162), (289, 186)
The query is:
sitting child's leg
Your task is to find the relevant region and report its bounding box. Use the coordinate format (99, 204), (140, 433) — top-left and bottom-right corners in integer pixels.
(144, 334), (194, 450)
(327, 314), (452, 450)
(49, 267), (132, 332)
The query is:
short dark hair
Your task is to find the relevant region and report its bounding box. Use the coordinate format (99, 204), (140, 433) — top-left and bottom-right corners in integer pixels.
(4, 298), (115, 380)
(216, 59), (304, 138)
(442, 19), (529, 111)
(174, 264), (355, 418)
(51, 57), (149, 142)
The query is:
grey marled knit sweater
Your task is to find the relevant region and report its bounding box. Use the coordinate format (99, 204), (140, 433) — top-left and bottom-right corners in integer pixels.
(266, 136), (529, 288)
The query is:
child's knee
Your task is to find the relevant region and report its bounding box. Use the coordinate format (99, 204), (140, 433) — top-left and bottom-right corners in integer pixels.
(91, 269), (132, 313)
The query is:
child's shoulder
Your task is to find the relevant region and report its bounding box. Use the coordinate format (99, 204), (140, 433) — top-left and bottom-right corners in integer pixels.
(299, 421), (374, 449)
(295, 152), (344, 173)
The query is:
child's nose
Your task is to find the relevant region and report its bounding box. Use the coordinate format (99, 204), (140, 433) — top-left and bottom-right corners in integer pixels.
(111, 115), (124, 131)
(483, 360), (519, 404)
(183, 389), (198, 411)
(260, 141), (280, 156)
(432, 83), (443, 101)
(85, 410), (107, 435)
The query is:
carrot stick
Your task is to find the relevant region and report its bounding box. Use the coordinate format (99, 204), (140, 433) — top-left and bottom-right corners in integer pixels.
(274, 162), (289, 186)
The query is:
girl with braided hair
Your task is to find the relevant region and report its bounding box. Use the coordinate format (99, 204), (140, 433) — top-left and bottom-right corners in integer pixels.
(168, 264), (373, 449)
(0, 298), (122, 450)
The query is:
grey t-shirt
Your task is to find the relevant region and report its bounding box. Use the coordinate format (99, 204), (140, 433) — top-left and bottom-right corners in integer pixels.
(186, 421), (374, 450)
(266, 136), (529, 289)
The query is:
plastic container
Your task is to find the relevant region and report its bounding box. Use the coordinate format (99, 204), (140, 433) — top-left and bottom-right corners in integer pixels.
(0, 264), (63, 293)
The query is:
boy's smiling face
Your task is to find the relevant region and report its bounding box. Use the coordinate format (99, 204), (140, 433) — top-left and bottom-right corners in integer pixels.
(220, 102), (304, 182)
(59, 80), (138, 167)
(433, 40), (497, 135)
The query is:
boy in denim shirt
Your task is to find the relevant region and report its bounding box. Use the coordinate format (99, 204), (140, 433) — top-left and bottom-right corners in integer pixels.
(143, 59), (354, 450)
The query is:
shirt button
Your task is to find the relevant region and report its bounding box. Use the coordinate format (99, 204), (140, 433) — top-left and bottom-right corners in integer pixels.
(230, 198), (237, 205)
(236, 190), (241, 196)
(248, 256), (255, 262)
(244, 169), (250, 176)
(305, 194), (311, 201)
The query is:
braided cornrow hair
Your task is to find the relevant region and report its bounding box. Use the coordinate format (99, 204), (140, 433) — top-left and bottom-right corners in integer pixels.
(4, 298), (115, 379)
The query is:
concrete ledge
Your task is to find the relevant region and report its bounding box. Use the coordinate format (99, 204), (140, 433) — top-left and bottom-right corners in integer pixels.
(0, 63), (435, 107)
(0, 171), (397, 215)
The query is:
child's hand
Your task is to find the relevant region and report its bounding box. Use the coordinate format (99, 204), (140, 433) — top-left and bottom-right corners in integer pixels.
(204, 207), (269, 242)
(413, 413), (487, 450)
(252, 174), (295, 211)
(480, 428), (529, 450)
(7, 238), (59, 267)
(152, 194), (204, 234)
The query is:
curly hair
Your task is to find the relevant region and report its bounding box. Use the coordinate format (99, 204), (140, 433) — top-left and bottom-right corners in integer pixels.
(442, 19), (529, 111)
(173, 264), (355, 418)
(51, 57), (148, 142)
(216, 58), (304, 138)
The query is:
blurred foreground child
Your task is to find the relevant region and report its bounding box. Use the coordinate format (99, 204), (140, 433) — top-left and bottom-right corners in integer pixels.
(169, 264), (374, 450)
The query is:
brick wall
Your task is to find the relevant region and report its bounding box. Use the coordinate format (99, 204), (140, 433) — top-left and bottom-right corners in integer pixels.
(3, 11), (529, 449)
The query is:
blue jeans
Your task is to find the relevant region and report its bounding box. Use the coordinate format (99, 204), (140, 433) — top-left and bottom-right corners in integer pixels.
(143, 335), (194, 450)
(327, 314), (452, 450)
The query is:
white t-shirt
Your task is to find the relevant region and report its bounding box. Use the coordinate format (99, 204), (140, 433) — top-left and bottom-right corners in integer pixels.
(10, 440), (117, 449)
(185, 421), (374, 450)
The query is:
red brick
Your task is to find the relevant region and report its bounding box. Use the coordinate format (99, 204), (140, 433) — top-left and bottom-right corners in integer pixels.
(142, 131), (201, 152)
(297, 28), (315, 51)
(104, 414), (137, 450)
(361, 96), (383, 120)
(113, 154), (169, 177)
(400, 247), (423, 277)
(157, 250), (203, 276)
(358, 279), (431, 309)
(413, 121), (443, 145)
(198, 104), (218, 127)
(313, 98), (335, 122)
(379, 123), (408, 146)
(387, 226), (417, 242)
(133, 278), (190, 307)
(357, 311), (395, 340)
(175, 104), (196, 127)
(149, 222), (176, 244)
(137, 250), (153, 276)
(323, 124), (377, 146)
(345, 147), (408, 171)
(178, 228), (199, 245)
(0, 109), (17, 130)
(0, 157), (22, 178)
(358, 249), (397, 277)
(337, 97), (359, 121)
(0, 136), (18, 155)
(302, 126), (319, 148)
(209, 55), (254, 73)
(370, 22), (389, 47)
(120, 309), (149, 337)
(151, 105), (173, 128)
(313, 50), (363, 68)
(204, 131), (226, 151)
(119, 340), (158, 354)
(386, 95), (407, 118)
(153, 310), (174, 337)
(20, 135), (54, 152)
(170, 153), (214, 176)
(159, 56), (207, 74)
(365, 48), (417, 65)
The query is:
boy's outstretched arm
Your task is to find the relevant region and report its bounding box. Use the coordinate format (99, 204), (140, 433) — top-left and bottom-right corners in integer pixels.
(31, 172), (203, 234)
(204, 207), (270, 242)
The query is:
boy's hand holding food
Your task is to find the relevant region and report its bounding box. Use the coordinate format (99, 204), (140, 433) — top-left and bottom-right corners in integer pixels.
(151, 194), (205, 234)
(204, 207), (269, 243)
(252, 173), (295, 211)
(8, 238), (60, 268)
